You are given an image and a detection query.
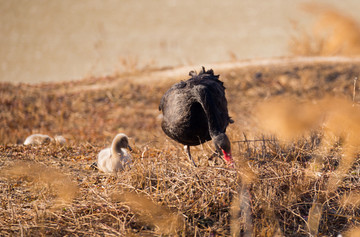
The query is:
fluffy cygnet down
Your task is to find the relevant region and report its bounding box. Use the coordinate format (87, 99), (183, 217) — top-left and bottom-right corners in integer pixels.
(97, 133), (132, 173)
(54, 135), (66, 145)
(24, 134), (66, 145)
(24, 134), (52, 145)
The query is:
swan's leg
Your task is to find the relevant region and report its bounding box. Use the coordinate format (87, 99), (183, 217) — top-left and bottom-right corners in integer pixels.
(184, 145), (197, 167)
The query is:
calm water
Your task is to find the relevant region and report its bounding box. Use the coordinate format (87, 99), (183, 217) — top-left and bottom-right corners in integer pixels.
(1, 0), (359, 83)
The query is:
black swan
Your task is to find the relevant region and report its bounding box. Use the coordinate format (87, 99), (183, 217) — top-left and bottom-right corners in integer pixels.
(159, 67), (234, 167)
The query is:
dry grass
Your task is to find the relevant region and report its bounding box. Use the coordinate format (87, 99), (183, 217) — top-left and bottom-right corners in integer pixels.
(1, 161), (78, 209)
(289, 3), (360, 56)
(255, 96), (360, 235)
(1, 59), (360, 236)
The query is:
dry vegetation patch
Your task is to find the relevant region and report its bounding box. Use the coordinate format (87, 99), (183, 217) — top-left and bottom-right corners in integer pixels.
(1, 60), (360, 235)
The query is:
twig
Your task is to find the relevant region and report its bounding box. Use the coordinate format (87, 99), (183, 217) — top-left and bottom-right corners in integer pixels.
(353, 76), (358, 106)
(232, 139), (276, 144)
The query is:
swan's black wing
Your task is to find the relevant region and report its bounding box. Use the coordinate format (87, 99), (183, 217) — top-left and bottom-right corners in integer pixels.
(158, 67), (233, 146)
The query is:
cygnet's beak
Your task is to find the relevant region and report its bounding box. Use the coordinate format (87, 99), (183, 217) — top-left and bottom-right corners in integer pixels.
(128, 145), (133, 151)
(222, 149), (235, 168)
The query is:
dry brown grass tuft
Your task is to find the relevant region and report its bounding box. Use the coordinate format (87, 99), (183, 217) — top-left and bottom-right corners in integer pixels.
(256, 96), (360, 235)
(340, 191), (360, 209)
(111, 192), (185, 235)
(255, 96), (360, 176)
(255, 97), (323, 140)
(289, 3), (360, 56)
(1, 161), (78, 209)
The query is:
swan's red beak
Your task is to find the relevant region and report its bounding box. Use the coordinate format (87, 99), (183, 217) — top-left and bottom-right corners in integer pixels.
(222, 149), (234, 168)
